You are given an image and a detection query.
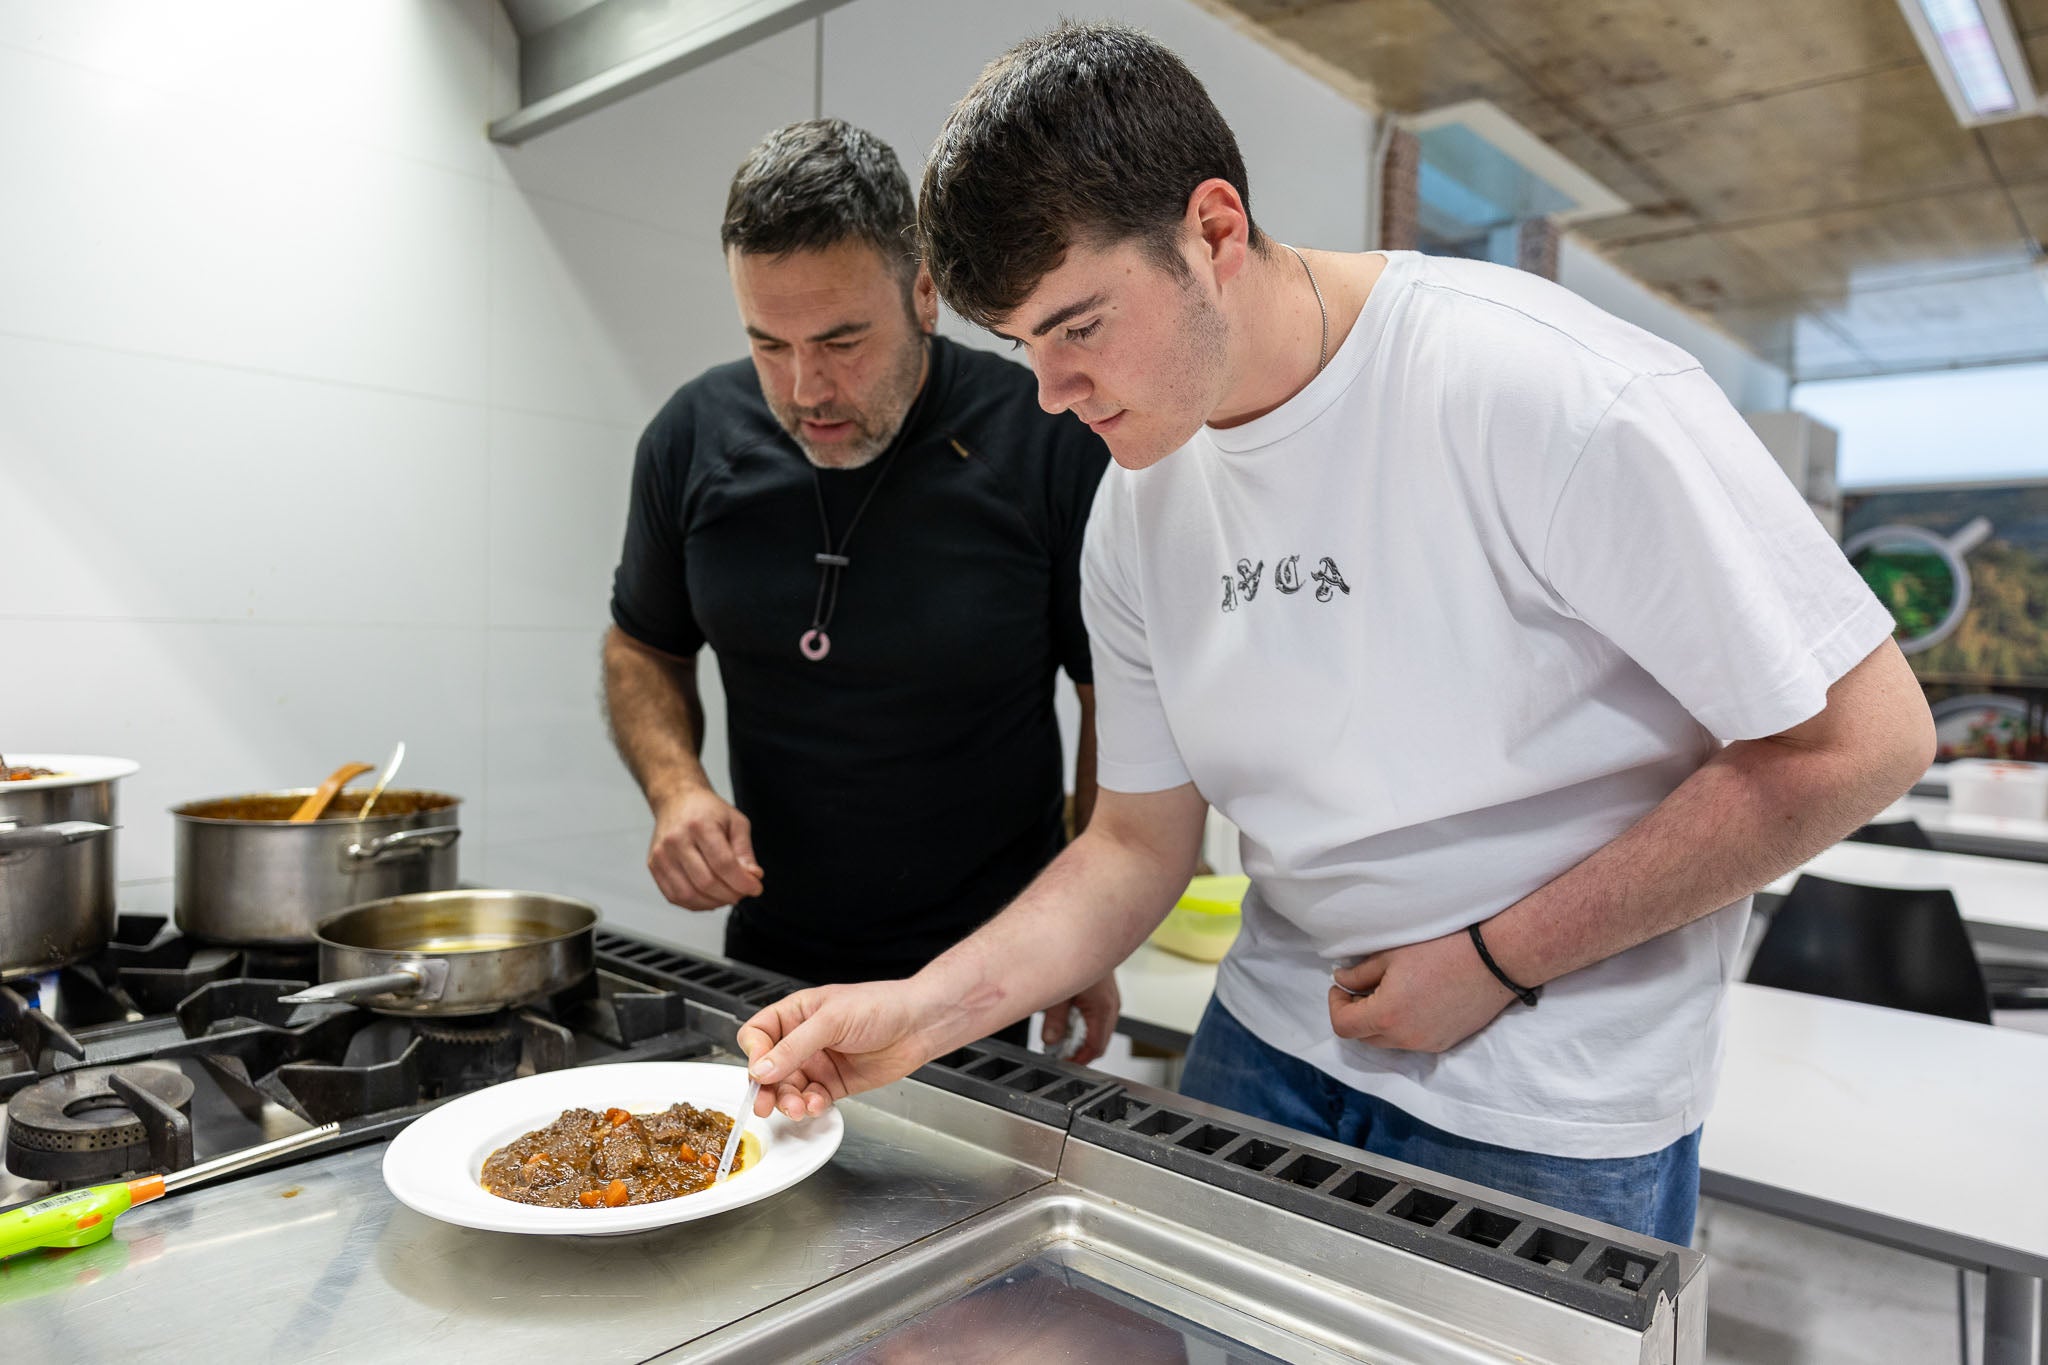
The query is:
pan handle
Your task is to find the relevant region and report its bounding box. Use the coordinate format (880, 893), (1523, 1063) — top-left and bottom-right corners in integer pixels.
(0, 821), (115, 860)
(342, 824), (461, 867)
(278, 958), (450, 1006)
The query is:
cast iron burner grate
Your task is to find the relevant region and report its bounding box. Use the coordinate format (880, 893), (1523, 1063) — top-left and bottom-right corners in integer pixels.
(4, 1062), (195, 1183)
(105, 916), (317, 1016)
(0, 983), (88, 1075)
(151, 969), (688, 1125)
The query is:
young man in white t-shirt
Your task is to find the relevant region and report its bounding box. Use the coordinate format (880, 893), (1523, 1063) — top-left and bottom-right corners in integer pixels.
(734, 22), (1935, 1243)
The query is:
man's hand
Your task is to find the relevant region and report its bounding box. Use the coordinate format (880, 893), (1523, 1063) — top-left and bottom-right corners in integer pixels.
(1328, 928), (1515, 1054)
(648, 787), (764, 910)
(1040, 973), (1119, 1065)
(737, 981), (948, 1119)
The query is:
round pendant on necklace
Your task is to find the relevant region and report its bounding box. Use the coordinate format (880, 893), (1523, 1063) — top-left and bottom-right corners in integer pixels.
(799, 629), (831, 661)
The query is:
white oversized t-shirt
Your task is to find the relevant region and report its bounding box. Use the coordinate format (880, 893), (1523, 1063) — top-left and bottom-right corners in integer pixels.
(1082, 252), (1895, 1159)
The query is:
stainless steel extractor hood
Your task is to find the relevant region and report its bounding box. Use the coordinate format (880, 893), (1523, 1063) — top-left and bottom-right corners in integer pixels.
(492, 0), (850, 144)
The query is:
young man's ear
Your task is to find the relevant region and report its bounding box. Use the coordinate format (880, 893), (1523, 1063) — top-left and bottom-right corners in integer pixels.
(1185, 177), (1253, 287)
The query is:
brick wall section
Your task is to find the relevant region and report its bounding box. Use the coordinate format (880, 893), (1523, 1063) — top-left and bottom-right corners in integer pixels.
(1380, 128), (1419, 251)
(1517, 216), (1561, 280)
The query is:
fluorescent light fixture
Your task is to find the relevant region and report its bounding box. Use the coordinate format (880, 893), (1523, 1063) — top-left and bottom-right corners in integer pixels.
(1894, 0), (2041, 125)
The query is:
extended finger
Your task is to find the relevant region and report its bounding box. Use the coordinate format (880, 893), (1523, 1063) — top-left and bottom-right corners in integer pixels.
(750, 1004), (846, 1087)
(738, 990), (821, 1064)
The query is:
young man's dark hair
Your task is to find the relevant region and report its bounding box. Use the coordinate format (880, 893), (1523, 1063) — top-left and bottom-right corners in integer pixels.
(721, 117), (918, 287)
(919, 21), (1269, 329)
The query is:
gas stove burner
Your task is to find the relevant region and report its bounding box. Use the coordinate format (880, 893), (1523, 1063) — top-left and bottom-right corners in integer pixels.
(5, 1062), (195, 1183)
(415, 1016), (517, 1047)
(414, 1013), (523, 1094)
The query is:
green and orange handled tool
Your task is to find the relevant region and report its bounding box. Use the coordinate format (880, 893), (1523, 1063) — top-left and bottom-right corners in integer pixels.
(0, 1121), (339, 1259)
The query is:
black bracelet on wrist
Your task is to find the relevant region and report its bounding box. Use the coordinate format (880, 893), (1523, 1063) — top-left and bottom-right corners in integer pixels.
(1468, 923), (1540, 1008)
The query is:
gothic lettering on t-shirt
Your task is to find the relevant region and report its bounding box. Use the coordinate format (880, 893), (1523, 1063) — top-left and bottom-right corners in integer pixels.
(1219, 554), (1349, 612)
(1236, 558), (1264, 601)
(1312, 556), (1351, 603)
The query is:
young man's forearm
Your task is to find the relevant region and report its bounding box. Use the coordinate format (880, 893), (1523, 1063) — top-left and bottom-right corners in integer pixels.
(904, 783), (1205, 1052)
(1484, 642), (1934, 988)
(602, 626), (712, 807)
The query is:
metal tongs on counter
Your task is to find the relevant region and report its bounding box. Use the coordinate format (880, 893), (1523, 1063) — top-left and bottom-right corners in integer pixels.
(715, 1077), (759, 1183)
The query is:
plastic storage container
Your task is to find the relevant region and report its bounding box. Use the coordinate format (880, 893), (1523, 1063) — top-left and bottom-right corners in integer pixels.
(1148, 874), (1248, 962)
(1947, 758), (2048, 820)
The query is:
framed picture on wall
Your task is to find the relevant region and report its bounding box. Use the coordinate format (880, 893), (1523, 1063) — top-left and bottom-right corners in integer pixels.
(1842, 479), (2048, 759)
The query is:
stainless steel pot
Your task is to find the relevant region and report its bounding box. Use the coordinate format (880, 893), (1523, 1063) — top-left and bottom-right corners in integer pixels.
(279, 890), (597, 1016)
(172, 789), (462, 944)
(0, 755), (137, 977)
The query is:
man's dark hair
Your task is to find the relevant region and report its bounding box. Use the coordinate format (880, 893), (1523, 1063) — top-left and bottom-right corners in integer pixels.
(722, 119), (917, 283)
(920, 22), (1266, 329)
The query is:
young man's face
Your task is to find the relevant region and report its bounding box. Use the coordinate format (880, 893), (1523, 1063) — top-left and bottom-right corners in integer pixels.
(993, 237), (1230, 471)
(729, 240), (937, 469)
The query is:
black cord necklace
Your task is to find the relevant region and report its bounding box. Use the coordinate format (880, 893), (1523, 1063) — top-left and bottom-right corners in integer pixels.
(798, 342), (933, 662)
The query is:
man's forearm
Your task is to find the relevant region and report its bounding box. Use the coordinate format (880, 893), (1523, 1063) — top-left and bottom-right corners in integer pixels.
(1484, 643), (1934, 988)
(905, 784), (1205, 1054)
(602, 626), (712, 809)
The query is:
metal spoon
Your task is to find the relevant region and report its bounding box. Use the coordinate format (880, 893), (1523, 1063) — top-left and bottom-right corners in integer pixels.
(355, 741), (406, 823)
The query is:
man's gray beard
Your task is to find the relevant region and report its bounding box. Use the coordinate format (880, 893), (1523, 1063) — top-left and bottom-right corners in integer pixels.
(774, 333), (929, 470)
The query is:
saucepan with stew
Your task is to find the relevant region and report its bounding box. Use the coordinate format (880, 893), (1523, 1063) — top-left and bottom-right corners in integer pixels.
(279, 889), (596, 1016)
(173, 788), (463, 944)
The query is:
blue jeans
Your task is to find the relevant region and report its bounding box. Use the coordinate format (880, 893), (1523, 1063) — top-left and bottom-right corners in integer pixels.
(1178, 999), (1700, 1245)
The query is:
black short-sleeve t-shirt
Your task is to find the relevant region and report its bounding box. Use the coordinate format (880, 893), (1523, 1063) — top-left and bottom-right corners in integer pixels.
(611, 337), (1110, 982)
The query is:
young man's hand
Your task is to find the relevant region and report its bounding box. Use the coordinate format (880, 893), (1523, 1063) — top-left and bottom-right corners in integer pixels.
(647, 787), (764, 910)
(1328, 928), (1517, 1053)
(737, 980), (952, 1119)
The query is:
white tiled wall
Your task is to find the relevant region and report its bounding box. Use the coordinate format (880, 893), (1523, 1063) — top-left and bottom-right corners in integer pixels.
(0, 0), (1370, 955)
(0, 0), (802, 954)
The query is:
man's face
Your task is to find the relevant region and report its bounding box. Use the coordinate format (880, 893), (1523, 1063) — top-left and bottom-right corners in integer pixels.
(729, 240), (935, 469)
(993, 236), (1230, 471)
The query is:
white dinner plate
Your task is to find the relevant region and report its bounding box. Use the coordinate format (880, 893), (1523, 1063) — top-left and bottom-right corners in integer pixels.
(381, 1061), (843, 1236)
(0, 754), (141, 791)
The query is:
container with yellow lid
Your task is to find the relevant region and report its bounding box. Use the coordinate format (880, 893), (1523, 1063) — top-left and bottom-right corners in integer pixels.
(1148, 874), (1247, 962)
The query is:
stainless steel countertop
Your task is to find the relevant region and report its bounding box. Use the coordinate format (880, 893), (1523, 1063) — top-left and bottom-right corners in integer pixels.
(0, 1078), (1058, 1363)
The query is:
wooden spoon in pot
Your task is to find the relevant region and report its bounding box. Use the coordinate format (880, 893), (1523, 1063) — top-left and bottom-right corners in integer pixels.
(289, 762), (374, 822)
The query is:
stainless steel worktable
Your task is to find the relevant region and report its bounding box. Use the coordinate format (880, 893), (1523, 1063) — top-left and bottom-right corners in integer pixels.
(2, 1084), (1054, 1362)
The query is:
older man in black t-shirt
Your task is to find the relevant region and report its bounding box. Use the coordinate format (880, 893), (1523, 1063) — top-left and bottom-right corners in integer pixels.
(604, 120), (1115, 1057)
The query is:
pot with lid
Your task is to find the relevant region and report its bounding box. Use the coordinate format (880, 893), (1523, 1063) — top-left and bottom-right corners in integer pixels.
(0, 755), (137, 977)
(173, 788), (462, 944)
